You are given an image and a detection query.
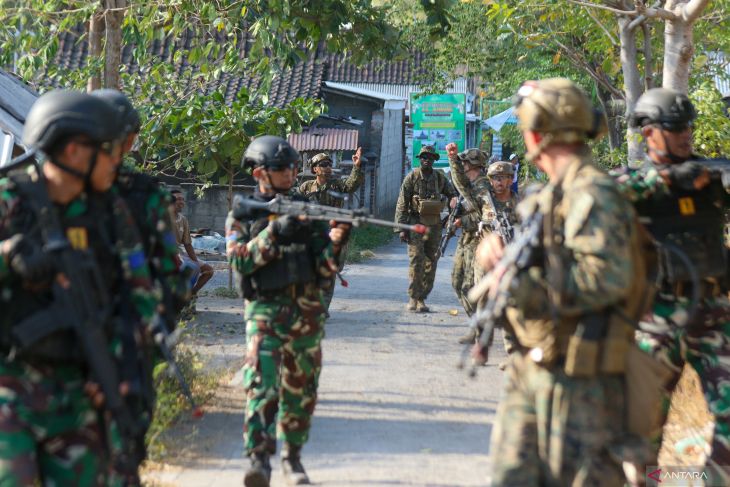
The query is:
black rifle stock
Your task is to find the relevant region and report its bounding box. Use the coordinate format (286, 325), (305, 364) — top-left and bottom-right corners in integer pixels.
(459, 211), (544, 377)
(232, 194), (428, 235)
(437, 197), (463, 259)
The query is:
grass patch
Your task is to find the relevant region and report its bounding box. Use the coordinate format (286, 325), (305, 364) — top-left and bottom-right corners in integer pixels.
(210, 286), (240, 299)
(345, 225), (395, 263)
(145, 323), (218, 460)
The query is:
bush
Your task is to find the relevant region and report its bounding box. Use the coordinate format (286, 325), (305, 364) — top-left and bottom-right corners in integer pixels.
(345, 225), (395, 263)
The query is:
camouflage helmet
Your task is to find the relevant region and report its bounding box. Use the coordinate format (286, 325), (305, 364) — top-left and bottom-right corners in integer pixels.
(242, 135), (299, 170)
(457, 148), (488, 167)
(514, 78), (607, 144)
(629, 88), (696, 129)
(417, 145), (440, 161)
(308, 152), (332, 168)
(487, 161), (515, 177)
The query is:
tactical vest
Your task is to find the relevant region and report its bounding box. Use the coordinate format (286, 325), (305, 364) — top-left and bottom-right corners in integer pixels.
(0, 177), (117, 362)
(238, 195), (318, 299)
(116, 170), (161, 257)
(633, 180), (726, 283)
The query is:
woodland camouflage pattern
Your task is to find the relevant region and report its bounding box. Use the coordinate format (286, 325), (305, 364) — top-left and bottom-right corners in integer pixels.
(491, 149), (639, 486)
(615, 158), (730, 476)
(0, 177), (156, 485)
(226, 209), (339, 455)
(394, 167), (456, 300)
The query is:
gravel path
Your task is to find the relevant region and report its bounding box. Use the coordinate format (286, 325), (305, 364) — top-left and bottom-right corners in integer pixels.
(143, 240), (506, 487)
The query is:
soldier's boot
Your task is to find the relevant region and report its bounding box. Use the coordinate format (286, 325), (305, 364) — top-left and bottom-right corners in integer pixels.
(281, 444), (310, 485)
(406, 298), (417, 311)
(458, 328), (477, 345)
(244, 453), (271, 487)
(416, 300), (430, 313)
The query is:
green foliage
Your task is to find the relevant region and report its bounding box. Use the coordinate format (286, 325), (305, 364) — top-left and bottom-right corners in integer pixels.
(146, 345), (216, 459)
(690, 81), (730, 159)
(345, 225), (394, 263)
(211, 286), (239, 299)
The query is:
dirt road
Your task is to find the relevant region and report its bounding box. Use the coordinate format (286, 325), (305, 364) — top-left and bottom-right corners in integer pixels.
(143, 240), (506, 487)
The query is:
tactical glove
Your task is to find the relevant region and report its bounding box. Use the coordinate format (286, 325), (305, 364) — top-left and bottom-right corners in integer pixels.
(5, 234), (56, 283)
(667, 162), (705, 191)
(399, 231), (410, 243)
(268, 215), (303, 243)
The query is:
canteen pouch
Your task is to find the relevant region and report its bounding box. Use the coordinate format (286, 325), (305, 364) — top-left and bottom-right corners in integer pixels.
(564, 312), (608, 378)
(417, 199), (444, 225)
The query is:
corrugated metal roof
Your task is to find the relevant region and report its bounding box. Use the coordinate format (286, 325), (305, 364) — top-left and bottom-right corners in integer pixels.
(288, 128), (359, 152)
(709, 52), (730, 97)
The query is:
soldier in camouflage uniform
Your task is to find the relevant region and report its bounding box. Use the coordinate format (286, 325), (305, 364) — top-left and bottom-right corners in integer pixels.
(0, 91), (156, 485)
(446, 148), (487, 319)
(475, 79), (641, 486)
(395, 145), (457, 312)
(614, 88), (730, 482)
(226, 136), (348, 487)
(299, 149), (364, 313)
(447, 146), (518, 347)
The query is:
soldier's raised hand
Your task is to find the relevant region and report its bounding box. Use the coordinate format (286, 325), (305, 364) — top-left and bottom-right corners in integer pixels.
(352, 147), (363, 167)
(446, 142), (459, 157)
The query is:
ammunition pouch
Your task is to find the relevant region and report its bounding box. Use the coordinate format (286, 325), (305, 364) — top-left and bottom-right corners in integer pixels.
(414, 198), (443, 225)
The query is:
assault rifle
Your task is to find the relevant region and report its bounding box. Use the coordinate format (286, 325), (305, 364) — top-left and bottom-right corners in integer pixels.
(233, 194), (428, 234)
(458, 210), (544, 377)
(2, 160), (147, 478)
(436, 196), (463, 259)
(481, 188), (514, 245)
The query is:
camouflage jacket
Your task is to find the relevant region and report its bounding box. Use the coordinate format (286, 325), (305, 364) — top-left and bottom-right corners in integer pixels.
(394, 167), (457, 226)
(298, 165), (364, 207)
(448, 154), (518, 237)
(0, 173), (156, 361)
(225, 190), (340, 296)
(508, 148), (638, 326)
(115, 169), (189, 311)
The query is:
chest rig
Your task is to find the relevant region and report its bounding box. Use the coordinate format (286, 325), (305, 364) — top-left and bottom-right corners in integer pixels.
(239, 195), (317, 299)
(634, 180), (726, 284)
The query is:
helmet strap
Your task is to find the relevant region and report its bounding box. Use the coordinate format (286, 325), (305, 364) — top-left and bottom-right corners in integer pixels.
(260, 169), (290, 194)
(525, 133), (554, 163)
(648, 131), (686, 164)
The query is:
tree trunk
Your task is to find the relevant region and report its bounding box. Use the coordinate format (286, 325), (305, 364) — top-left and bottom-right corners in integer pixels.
(618, 15), (644, 162)
(87, 8), (104, 92)
(662, 0), (709, 92)
(103, 0), (126, 89)
(596, 86), (624, 150)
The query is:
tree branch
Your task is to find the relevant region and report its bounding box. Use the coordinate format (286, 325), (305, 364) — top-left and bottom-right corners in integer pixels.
(583, 6), (619, 45)
(681, 0), (710, 22)
(564, 0), (637, 16)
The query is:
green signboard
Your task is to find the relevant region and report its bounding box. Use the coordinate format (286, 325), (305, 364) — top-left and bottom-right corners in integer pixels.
(410, 93), (466, 169)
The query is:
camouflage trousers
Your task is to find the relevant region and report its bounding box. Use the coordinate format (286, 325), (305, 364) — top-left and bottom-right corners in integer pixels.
(243, 289), (325, 455)
(322, 241), (348, 313)
(407, 223), (442, 300)
(452, 233), (478, 316)
(490, 352), (626, 487)
(0, 361), (108, 486)
(636, 294), (730, 473)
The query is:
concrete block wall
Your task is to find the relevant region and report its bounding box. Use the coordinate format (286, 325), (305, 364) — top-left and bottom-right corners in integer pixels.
(178, 184), (254, 234)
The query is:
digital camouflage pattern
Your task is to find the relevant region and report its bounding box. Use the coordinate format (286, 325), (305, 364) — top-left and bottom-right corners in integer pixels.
(448, 153), (518, 345)
(492, 353), (627, 487)
(298, 165), (364, 208)
(394, 168), (456, 300)
(226, 206), (339, 455)
(614, 158), (730, 474)
(491, 149), (639, 486)
(451, 213), (480, 316)
(0, 176), (156, 485)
